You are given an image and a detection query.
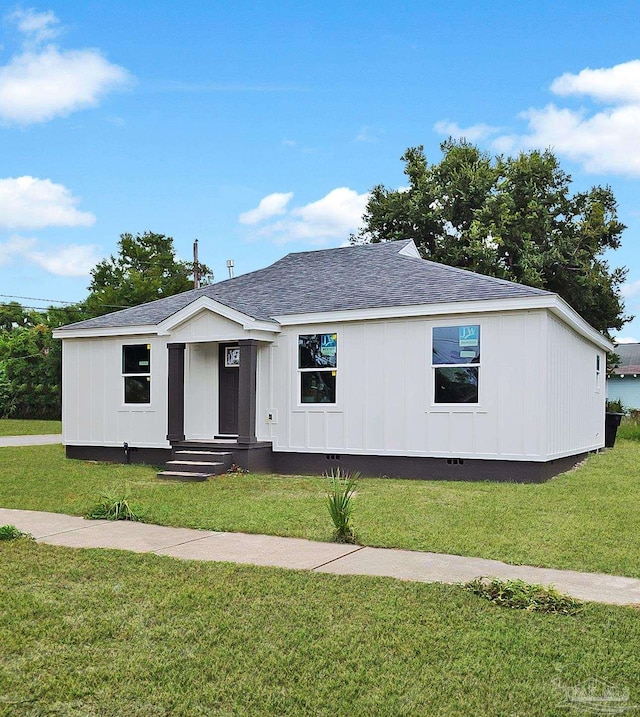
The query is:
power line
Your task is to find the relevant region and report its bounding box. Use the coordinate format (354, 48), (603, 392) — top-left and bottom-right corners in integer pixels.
(0, 294), (77, 305)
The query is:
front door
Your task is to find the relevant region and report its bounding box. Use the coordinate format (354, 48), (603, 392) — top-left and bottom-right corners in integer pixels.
(218, 344), (239, 435)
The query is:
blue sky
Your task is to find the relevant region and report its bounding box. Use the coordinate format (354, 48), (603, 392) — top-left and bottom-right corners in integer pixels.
(1, 1), (640, 339)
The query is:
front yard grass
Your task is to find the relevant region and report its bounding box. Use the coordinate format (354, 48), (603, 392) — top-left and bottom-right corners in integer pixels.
(0, 418), (62, 436)
(0, 539), (638, 717)
(1, 441), (639, 577)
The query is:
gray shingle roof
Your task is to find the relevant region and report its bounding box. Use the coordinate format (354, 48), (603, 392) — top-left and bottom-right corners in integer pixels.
(59, 240), (552, 331)
(612, 343), (640, 374)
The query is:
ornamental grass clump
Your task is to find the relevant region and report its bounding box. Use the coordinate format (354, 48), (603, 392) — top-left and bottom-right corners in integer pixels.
(0, 524), (32, 541)
(463, 577), (583, 615)
(85, 486), (143, 522)
(325, 468), (359, 543)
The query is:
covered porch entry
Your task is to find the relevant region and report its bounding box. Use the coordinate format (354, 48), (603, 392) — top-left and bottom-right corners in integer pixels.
(158, 298), (279, 478)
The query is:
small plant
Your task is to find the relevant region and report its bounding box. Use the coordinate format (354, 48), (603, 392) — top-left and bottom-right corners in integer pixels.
(606, 398), (625, 414)
(325, 468), (359, 543)
(0, 524), (32, 541)
(463, 577), (583, 615)
(226, 463), (249, 474)
(85, 486), (142, 521)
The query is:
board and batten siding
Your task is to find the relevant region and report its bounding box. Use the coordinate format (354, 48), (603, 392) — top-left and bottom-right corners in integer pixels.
(546, 315), (605, 458)
(257, 309), (558, 461)
(62, 335), (169, 448)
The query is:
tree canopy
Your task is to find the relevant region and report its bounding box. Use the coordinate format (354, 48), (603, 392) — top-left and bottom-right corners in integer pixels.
(85, 231), (213, 317)
(357, 140), (628, 334)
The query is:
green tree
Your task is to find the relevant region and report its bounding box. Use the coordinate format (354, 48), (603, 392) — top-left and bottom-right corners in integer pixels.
(85, 231), (213, 317)
(358, 140), (628, 334)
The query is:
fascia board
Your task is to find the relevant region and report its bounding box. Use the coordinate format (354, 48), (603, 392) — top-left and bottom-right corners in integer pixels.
(549, 296), (614, 351)
(157, 296), (280, 335)
(273, 296), (559, 326)
(52, 324), (158, 339)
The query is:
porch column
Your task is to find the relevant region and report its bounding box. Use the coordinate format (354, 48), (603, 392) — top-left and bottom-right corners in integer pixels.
(238, 339), (258, 444)
(167, 342), (186, 442)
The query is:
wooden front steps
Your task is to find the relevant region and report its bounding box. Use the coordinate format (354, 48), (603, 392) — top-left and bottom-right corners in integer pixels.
(157, 446), (234, 482)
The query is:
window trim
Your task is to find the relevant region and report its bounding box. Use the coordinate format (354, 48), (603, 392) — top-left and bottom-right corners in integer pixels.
(297, 332), (338, 406)
(122, 343), (151, 405)
(431, 324), (481, 406)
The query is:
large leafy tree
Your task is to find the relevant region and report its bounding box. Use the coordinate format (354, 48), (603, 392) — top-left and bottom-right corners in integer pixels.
(85, 231), (213, 317)
(358, 140), (628, 334)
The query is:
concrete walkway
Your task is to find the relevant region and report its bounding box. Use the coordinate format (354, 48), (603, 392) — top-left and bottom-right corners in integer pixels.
(0, 434), (62, 447)
(1, 507), (639, 607)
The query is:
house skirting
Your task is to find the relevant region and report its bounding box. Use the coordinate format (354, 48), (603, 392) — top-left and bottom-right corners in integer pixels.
(271, 451), (588, 483)
(65, 444), (589, 482)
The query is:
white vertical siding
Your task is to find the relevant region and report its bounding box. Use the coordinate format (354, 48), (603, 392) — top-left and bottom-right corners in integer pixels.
(61, 335), (169, 448)
(184, 343), (218, 439)
(266, 310), (554, 460)
(546, 315), (605, 456)
(607, 376), (640, 410)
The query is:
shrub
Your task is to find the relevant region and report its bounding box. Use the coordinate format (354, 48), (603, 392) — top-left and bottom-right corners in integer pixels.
(325, 468), (359, 544)
(85, 486), (142, 521)
(0, 524), (32, 541)
(606, 398), (625, 414)
(463, 577), (583, 615)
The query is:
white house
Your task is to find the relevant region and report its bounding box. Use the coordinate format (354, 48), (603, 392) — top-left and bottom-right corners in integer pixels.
(53, 240), (612, 482)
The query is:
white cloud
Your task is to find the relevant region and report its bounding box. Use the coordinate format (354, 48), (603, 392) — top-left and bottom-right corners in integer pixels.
(0, 9), (131, 125)
(551, 60), (640, 104)
(614, 336), (639, 344)
(26, 243), (101, 276)
(0, 176), (95, 229)
(0, 45), (131, 124)
(246, 187), (369, 245)
(239, 192), (293, 225)
(434, 121), (500, 142)
(0, 234), (36, 265)
(8, 8), (61, 44)
(435, 60), (640, 177)
(0, 233), (100, 276)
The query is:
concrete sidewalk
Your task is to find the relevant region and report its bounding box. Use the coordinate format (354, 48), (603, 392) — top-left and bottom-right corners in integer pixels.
(1, 507), (639, 607)
(0, 434), (62, 447)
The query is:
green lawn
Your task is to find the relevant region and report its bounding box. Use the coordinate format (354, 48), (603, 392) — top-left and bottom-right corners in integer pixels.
(1, 539), (638, 717)
(1, 441), (640, 577)
(0, 419), (62, 436)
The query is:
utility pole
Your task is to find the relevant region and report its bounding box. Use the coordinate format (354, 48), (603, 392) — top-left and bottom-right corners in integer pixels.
(193, 238), (200, 289)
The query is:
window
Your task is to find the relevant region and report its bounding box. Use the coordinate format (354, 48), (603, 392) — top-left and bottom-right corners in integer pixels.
(596, 354), (601, 389)
(122, 344), (151, 404)
(298, 333), (337, 403)
(432, 325), (480, 404)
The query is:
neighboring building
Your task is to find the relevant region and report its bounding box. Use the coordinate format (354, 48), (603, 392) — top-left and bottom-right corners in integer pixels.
(53, 240), (612, 482)
(607, 343), (640, 410)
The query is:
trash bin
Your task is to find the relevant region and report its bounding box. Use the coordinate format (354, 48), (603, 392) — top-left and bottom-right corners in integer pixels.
(605, 412), (624, 448)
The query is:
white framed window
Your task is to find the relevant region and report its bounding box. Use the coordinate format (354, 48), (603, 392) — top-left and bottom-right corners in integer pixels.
(596, 353), (601, 390)
(298, 333), (337, 404)
(432, 325), (480, 404)
(122, 344), (151, 404)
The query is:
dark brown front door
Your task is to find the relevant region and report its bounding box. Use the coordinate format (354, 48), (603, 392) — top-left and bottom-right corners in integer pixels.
(218, 344), (239, 435)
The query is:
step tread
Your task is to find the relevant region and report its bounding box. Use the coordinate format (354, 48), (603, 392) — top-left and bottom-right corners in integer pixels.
(174, 450), (233, 456)
(157, 470), (213, 478)
(167, 460), (224, 466)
